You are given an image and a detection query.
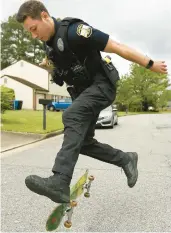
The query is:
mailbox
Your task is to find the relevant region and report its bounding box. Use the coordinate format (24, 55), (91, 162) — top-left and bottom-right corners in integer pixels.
(39, 99), (52, 105)
(38, 99), (52, 130)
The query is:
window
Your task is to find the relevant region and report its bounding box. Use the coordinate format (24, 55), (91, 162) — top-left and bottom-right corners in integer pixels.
(4, 78), (7, 84)
(53, 95), (59, 101)
(20, 61), (24, 67)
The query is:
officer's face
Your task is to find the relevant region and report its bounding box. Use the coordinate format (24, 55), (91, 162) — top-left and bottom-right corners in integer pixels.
(23, 12), (54, 41)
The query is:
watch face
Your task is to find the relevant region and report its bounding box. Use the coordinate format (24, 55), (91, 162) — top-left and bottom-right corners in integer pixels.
(57, 38), (64, 52)
(146, 59), (154, 69)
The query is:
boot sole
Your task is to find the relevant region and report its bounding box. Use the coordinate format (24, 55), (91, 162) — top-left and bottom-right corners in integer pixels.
(129, 152), (138, 188)
(25, 177), (70, 203)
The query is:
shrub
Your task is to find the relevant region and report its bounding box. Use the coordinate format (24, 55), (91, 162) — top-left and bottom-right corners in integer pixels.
(0, 85), (15, 113)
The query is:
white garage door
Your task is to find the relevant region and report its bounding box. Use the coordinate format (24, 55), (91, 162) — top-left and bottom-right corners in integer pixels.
(36, 93), (45, 110)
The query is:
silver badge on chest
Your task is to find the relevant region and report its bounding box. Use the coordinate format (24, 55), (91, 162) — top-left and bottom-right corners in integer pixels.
(57, 38), (64, 52)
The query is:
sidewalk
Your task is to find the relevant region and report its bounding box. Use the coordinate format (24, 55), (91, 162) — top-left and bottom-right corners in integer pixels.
(1, 130), (63, 153)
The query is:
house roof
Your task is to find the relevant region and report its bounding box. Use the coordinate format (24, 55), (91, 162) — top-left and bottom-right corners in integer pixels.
(1, 59), (53, 73)
(8, 59), (53, 72)
(21, 59), (53, 72)
(1, 74), (48, 92)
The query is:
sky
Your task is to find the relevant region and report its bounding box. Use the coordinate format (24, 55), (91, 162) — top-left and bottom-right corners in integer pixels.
(1, 0), (171, 84)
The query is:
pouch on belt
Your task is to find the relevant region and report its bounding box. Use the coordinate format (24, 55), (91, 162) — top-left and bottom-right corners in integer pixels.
(100, 55), (120, 86)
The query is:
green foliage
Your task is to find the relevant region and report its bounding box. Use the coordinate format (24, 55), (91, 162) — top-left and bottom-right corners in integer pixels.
(158, 90), (171, 109)
(1, 14), (45, 69)
(1, 86), (15, 113)
(115, 63), (170, 111)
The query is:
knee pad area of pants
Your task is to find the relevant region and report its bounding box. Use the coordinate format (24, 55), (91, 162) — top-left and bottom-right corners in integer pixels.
(62, 104), (92, 123)
(62, 109), (82, 127)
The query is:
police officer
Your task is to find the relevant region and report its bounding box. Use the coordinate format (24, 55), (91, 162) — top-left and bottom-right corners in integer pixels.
(16, 1), (168, 203)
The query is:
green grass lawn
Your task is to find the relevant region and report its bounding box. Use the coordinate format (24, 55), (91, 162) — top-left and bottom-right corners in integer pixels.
(1, 110), (64, 134)
(117, 111), (139, 117)
(118, 110), (171, 117)
(1, 109), (171, 134)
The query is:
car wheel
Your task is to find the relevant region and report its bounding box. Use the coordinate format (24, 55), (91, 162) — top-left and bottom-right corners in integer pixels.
(114, 119), (118, 125)
(49, 105), (55, 111)
(109, 118), (114, 128)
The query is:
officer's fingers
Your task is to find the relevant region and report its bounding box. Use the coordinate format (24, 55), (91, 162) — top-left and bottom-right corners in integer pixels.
(160, 66), (168, 74)
(162, 64), (167, 69)
(160, 61), (167, 66)
(39, 59), (48, 66)
(162, 69), (168, 73)
(161, 62), (167, 71)
(39, 62), (45, 66)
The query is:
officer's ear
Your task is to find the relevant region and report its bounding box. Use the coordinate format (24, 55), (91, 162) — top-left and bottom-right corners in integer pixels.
(40, 11), (49, 20)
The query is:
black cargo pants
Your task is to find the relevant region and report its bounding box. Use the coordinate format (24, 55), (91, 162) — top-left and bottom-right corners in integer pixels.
(52, 73), (129, 178)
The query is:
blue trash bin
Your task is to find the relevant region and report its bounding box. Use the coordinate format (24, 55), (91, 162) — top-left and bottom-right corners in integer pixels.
(13, 100), (23, 110)
(13, 100), (18, 110)
(18, 101), (23, 110)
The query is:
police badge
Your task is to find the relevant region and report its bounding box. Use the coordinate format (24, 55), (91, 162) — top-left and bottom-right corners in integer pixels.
(57, 38), (64, 52)
(76, 24), (92, 38)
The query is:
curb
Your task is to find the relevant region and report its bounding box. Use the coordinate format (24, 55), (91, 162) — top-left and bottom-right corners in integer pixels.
(42, 129), (64, 139)
(1, 129), (64, 153)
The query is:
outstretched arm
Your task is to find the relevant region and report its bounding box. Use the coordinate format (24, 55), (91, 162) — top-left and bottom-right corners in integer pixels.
(67, 22), (167, 74)
(104, 38), (168, 74)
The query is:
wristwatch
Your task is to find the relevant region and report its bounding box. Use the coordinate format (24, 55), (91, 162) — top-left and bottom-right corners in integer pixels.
(146, 59), (154, 69)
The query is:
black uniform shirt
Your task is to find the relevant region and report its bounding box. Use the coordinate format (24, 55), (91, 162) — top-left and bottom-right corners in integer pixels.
(47, 17), (109, 59)
(68, 22), (109, 53)
(46, 17), (110, 86)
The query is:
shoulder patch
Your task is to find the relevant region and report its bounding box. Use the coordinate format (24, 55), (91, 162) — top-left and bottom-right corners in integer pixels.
(76, 24), (92, 38)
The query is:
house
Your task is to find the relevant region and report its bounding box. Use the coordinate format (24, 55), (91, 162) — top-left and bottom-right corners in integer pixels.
(0, 60), (70, 110)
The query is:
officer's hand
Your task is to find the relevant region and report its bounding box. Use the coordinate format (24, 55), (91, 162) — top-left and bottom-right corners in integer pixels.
(39, 58), (49, 67)
(150, 61), (168, 74)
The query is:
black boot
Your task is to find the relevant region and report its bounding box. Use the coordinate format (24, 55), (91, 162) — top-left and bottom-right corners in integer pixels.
(122, 152), (138, 188)
(25, 172), (71, 203)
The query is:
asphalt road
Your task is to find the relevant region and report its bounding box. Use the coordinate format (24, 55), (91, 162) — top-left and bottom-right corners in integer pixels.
(1, 114), (171, 232)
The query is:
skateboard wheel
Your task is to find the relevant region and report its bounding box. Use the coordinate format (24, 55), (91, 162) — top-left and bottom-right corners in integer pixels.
(88, 175), (95, 181)
(84, 192), (90, 198)
(70, 200), (77, 207)
(64, 220), (72, 228)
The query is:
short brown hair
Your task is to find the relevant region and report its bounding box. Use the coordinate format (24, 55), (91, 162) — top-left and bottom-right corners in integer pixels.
(16, 0), (49, 23)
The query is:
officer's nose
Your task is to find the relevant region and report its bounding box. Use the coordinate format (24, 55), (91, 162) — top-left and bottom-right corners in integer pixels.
(32, 33), (38, 39)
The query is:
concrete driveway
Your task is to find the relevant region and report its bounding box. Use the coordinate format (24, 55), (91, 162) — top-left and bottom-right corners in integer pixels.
(1, 113), (171, 232)
(1, 131), (43, 152)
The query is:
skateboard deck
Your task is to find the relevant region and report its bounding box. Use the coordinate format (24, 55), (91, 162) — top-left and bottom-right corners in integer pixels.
(46, 169), (94, 231)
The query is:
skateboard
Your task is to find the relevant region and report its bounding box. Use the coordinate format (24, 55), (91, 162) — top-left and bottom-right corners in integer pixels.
(46, 169), (94, 231)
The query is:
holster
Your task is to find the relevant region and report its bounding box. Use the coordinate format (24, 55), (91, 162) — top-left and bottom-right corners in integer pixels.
(67, 85), (87, 101)
(67, 86), (78, 101)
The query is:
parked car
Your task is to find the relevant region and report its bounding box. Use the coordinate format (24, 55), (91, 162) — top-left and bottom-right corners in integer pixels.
(96, 105), (118, 128)
(47, 101), (72, 111)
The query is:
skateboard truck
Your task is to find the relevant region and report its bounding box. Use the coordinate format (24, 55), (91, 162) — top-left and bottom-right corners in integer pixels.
(84, 175), (95, 197)
(64, 175), (95, 228)
(64, 201), (77, 228)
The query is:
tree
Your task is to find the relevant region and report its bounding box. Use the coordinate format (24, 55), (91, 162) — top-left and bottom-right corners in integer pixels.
(158, 90), (171, 110)
(115, 63), (170, 111)
(1, 14), (45, 69)
(115, 74), (142, 111)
